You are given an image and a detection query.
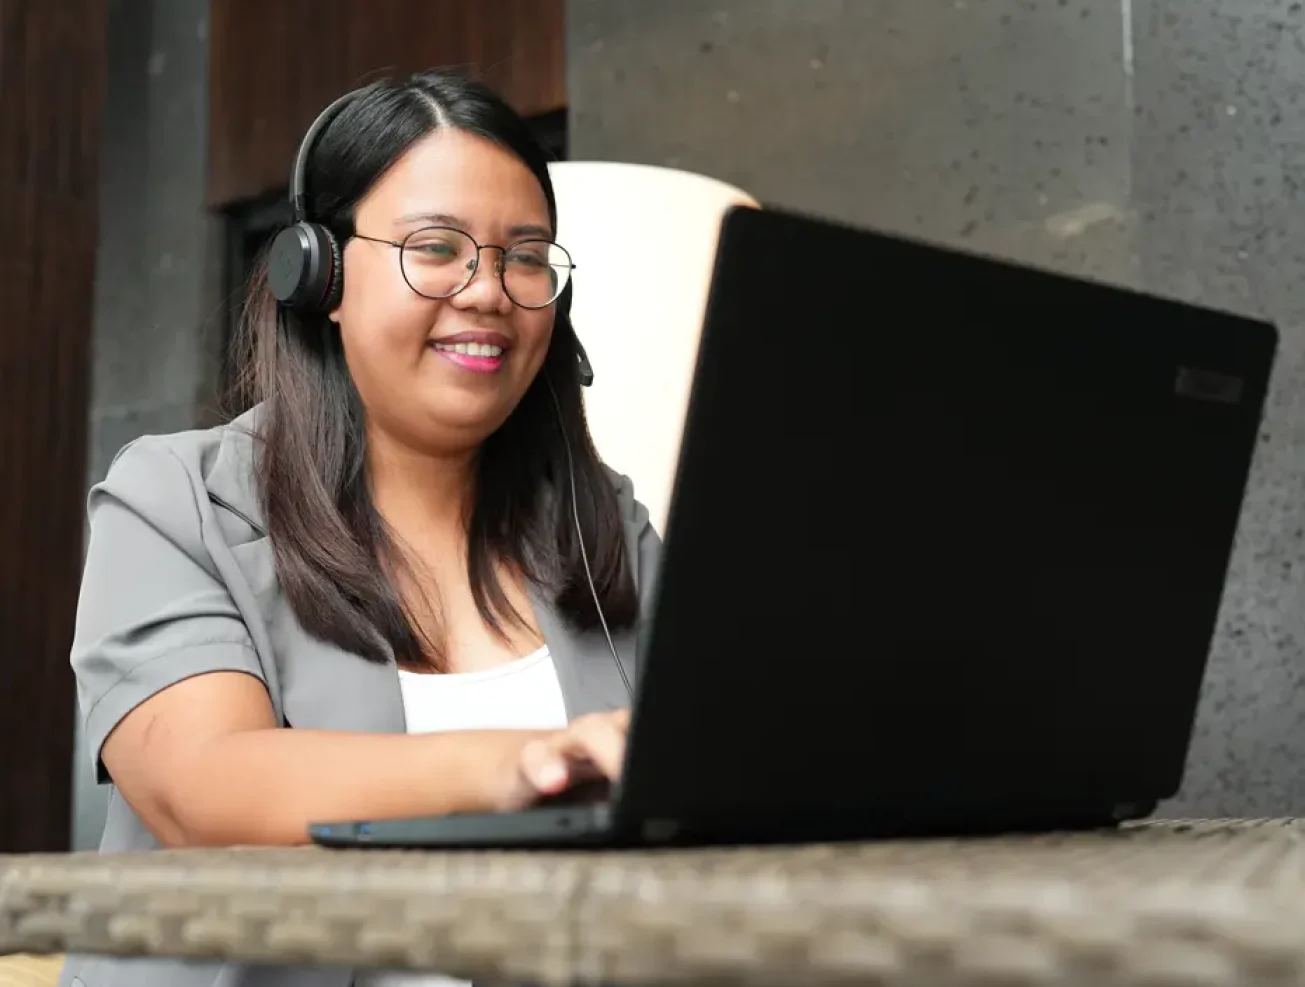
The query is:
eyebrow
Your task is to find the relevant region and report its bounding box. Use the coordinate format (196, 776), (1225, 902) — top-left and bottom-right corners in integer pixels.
(395, 211), (554, 240)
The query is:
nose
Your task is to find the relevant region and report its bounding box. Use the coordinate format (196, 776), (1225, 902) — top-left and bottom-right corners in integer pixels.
(449, 247), (512, 314)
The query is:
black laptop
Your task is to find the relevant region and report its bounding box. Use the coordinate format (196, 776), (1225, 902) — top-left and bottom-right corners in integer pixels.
(310, 204), (1277, 849)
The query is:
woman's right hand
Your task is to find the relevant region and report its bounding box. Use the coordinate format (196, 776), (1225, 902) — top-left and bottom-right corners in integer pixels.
(494, 709), (630, 812)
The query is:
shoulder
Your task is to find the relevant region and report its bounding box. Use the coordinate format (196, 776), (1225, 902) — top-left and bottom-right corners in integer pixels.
(599, 464), (662, 588)
(601, 464), (653, 533)
(94, 406), (265, 541)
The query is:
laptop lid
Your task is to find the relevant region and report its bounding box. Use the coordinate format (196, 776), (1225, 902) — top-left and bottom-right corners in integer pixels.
(619, 205), (1277, 837)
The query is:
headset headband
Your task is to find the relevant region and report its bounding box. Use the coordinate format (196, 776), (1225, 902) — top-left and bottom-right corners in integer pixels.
(289, 90), (363, 222)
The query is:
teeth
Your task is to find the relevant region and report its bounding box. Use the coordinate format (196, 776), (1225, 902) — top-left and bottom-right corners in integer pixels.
(433, 341), (504, 357)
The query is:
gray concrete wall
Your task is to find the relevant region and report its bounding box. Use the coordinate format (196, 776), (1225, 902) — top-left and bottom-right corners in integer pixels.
(73, 0), (222, 850)
(569, 0), (1138, 283)
(1132, 0), (1305, 817)
(569, 0), (1305, 816)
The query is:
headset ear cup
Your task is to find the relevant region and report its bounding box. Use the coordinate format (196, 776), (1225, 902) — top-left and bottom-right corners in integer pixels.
(319, 227), (344, 312)
(267, 223), (314, 307)
(297, 223), (342, 314)
(267, 222), (343, 313)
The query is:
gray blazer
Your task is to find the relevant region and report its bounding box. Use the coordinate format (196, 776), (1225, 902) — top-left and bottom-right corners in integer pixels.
(59, 406), (662, 987)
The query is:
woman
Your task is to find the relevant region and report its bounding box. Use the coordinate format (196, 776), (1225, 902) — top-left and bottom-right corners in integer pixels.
(60, 70), (659, 987)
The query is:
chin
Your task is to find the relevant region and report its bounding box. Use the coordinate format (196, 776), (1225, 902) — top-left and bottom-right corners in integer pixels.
(422, 396), (517, 444)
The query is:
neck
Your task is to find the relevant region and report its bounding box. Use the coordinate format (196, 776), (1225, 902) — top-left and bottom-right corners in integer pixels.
(366, 426), (478, 539)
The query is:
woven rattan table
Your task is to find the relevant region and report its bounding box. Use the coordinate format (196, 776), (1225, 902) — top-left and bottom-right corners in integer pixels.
(3, 819), (1305, 986)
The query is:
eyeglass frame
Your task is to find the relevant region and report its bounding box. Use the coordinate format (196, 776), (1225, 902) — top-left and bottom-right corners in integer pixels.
(350, 226), (576, 310)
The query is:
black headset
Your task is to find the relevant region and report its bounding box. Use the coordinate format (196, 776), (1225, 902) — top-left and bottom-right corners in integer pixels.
(266, 91), (356, 316)
(266, 87), (596, 388)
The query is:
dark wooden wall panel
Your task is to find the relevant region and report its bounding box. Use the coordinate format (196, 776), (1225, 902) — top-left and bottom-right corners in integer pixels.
(0, 0), (106, 852)
(208, 0), (566, 209)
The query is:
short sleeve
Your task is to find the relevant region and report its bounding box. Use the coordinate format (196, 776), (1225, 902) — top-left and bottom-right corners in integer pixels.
(72, 438), (266, 783)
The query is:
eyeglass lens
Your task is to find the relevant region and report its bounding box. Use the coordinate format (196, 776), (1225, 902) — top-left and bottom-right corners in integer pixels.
(399, 227), (571, 308)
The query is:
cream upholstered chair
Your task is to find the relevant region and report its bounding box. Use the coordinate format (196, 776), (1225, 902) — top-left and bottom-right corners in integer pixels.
(0, 954), (62, 987)
(548, 161), (759, 535)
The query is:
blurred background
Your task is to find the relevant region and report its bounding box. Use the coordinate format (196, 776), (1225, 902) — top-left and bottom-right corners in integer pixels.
(3, 0), (1304, 854)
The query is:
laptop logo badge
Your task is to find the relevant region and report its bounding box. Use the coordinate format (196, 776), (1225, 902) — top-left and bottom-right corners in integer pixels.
(642, 819), (680, 842)
(1174, 367), (1244, 405)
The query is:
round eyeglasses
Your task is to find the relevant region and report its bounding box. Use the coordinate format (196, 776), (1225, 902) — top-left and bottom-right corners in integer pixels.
(352, 226), (574, 310)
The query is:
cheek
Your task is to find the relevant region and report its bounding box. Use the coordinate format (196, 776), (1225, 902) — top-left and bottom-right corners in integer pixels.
(516, 310), (556, 363)
(338, 267), (440, 368)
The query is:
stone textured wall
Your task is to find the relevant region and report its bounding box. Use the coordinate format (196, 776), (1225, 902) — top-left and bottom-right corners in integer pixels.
(73, 0), (223, 850)
(568, 0), (1305, 816)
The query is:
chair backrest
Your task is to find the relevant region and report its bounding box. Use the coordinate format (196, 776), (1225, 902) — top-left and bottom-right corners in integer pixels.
(0, 953), (63, 987)
(549, 161), (759, 533)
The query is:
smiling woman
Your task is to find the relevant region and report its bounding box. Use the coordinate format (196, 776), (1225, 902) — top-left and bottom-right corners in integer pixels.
(59, 71), (662, 987)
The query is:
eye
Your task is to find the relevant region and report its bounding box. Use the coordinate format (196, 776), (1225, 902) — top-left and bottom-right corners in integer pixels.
(505, 241), (554, 272)
(506, 251), (548, 269)
(413, 241), (456, 257)
(403, 229), (471, 264)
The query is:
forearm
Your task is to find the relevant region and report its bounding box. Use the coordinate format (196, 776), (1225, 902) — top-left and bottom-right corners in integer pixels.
(157, 727), (542, 846)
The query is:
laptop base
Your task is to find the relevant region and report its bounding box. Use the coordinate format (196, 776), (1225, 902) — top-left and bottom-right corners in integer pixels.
(310, 804), (615, 849)
(309, 799), (1152, 851)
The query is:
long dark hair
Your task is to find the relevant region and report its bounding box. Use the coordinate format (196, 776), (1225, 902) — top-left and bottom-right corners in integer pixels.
(230, 70), (637, 670)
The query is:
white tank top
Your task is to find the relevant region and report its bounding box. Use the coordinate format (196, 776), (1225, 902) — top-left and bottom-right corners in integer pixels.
(357, 646), (568, 987)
